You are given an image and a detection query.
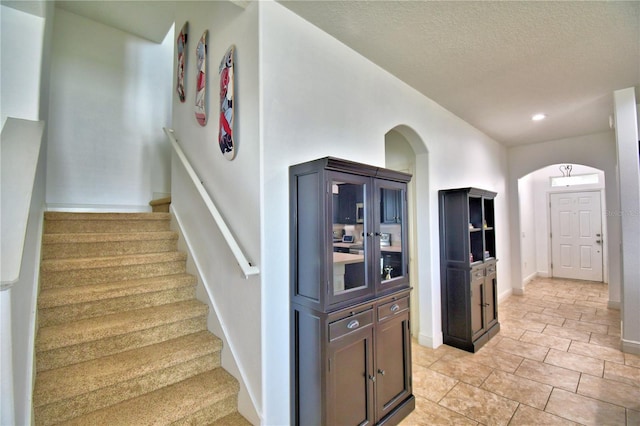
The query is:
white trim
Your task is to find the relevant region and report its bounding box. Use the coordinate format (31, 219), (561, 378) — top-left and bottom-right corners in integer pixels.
(522, 271), (538, 288)
(170, 207), (262, 423)
(498, 287), (513, 303)
(164, 128), (259, 278)
(418, 331), (442, 349)
(608, 300), (621, 310)
(621, 338), (640, 355)
(512, 288), (525, 296)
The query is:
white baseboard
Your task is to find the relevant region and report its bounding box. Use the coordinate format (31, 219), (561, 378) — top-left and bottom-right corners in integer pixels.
(608, 300), (621, 310)
(418, 331), (443, 349)
(622, 338), (640, 355)
(512, 288), (525, 296)
(522, 272), (538, 287)
(46, 203), (151, 213)
(498, 288), (513, 303)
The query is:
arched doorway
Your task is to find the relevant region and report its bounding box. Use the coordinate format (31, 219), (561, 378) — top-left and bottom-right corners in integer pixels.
(517, 163), (609, 287)
(384, 126), (424, 338)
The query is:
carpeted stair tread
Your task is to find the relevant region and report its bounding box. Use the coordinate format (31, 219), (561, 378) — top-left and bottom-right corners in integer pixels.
(44, 212), (171, 234)
(36, 300), (207, 352)
(38, 284), (196, 327)
(38, 274), (197, 309)
(61, 368), (239, 426)
(42, 231), (178, 259)
(209, 412), (252, 426)
(37, 317), (207, 372)
(41, 252), (186, 272)
(34, 331), (221, 407)
(44, 212), (171, 221)
(43, 230), (177, 244)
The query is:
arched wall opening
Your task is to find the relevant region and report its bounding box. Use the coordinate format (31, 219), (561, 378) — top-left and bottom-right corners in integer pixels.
(517, 164), (609, 290)
(507, 131), (620, 309)
(384, 125), (428, 339)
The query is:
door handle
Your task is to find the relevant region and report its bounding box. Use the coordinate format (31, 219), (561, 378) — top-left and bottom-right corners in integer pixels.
(596, 240), (602, 244)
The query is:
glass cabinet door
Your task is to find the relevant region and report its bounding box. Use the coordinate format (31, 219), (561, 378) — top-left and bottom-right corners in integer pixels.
(330, 173), (371, 304)
(375, 181), (408, 292)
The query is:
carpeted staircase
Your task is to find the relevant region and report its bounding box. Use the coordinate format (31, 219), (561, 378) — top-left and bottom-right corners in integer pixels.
(33, 212), (251, 425)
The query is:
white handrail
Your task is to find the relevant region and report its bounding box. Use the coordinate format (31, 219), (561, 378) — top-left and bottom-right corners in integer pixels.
(163, 127), (259, 278)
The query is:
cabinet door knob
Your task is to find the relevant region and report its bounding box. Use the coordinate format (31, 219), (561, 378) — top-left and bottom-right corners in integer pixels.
(368, 374), (376, 382)
(377, 369), (385, 376)
(390, 303), (400, 312)
(347, 320), (360, 330)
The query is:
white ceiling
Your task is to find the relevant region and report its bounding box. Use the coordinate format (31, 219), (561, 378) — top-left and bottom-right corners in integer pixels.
(8, 0), (638, 147)
(278, 1), (640, 146)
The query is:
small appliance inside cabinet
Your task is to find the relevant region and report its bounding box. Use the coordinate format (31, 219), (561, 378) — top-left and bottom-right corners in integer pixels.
(290, 157), (415, 425)
(439, 187), (500, 353)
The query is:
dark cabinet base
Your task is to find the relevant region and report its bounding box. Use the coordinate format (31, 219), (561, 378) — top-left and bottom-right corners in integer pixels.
(377, 394), (415, 426)
(443, 322), (500, 353)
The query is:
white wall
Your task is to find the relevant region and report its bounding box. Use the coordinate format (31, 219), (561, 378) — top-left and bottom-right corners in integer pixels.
(1, 5), (44, 129)
(46, 8), (173, 211)
(508, 132), (620, 304)
(259, 3), (508, 424)
(168, 1), (262, 422)
(613, 88), (640, 354)
(518, 174), (537, 284)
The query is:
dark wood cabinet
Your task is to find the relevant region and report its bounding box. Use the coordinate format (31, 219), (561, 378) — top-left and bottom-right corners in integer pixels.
(290, 157), (414, 425)
(381, 187), (402, 224)
(439, 188), (499, 353)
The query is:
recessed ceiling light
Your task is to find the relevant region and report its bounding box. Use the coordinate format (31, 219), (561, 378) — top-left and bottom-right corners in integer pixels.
(531, 113), (547, 121)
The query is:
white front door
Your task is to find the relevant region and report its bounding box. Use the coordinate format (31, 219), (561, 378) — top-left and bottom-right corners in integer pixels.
(550, 191), (603, 282)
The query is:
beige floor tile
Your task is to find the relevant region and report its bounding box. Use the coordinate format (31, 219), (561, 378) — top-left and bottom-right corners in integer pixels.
(573, 299), (608, 309)
(515, 359), (580, 392)
(495, 337), (549, 361)
(521, 297), (561, 310)
(545, 388), (626, 426)
(544, 295), (577, 305)
(557, 303), (597, 315)
(569, 340), (625, 364)
(604, 361), (640, 387)
(596, 307), (620, 319)
(544, 348), (604, 377)
(589, 332), (622, 349)
(543, 324), (591, 343)
(481, 370), (552, 410)
(412, 343), (444, 368)
(497, 326), (526, 340)
(429, 357), (493, 387)
(398, 396), (478, 425)
(500, 317), (546, 333)
(542, 307), (582, 321)
(578, 373), (640, 410)
(580, 312), (621, 327)
(625, 353), (640, 368)
(627, 409), (640, 426)
(412, 364), (457, 402)
(520, 330), (571, 351)
(439, 383), (518, 426)
(523, 311), (566, 326)
(469, 346), (524, 373)
(563, 318), (609, 335)
(509, 404), (580, 426)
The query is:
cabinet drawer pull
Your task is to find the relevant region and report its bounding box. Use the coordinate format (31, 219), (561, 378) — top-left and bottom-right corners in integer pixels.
(368, 374), (376, 382)
(377, 369), (385, 376)
(347, 320), (360, 330)
(390, 303), (400, 312)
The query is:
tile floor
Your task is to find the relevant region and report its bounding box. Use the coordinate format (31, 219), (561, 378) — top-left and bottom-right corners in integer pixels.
(400, 277), (640, 426)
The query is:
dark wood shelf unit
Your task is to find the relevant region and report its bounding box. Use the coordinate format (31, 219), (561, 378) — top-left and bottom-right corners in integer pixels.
(439, 187), (499, 353)
(290, 157), (415, 425)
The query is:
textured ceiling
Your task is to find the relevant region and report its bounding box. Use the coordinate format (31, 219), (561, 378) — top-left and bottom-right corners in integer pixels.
(279, 1), (640, 146)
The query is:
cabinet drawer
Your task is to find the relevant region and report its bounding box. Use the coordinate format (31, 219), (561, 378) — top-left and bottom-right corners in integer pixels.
(329, 309), (373, 341)
(377, 296), (409, 322)
(472, 268), (485, 280)
(486, 264), (496, 275)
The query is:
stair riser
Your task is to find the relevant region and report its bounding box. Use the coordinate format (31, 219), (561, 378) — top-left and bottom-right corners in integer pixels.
(44, 220), (170, 234)
(42, 239), (178, 260)
(37, 316), (207, 372)
(34, 354), (220, 426)
(38, 286), (196, 327)
(174, 394), (239, 426)
(41, 261), (186, 289)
